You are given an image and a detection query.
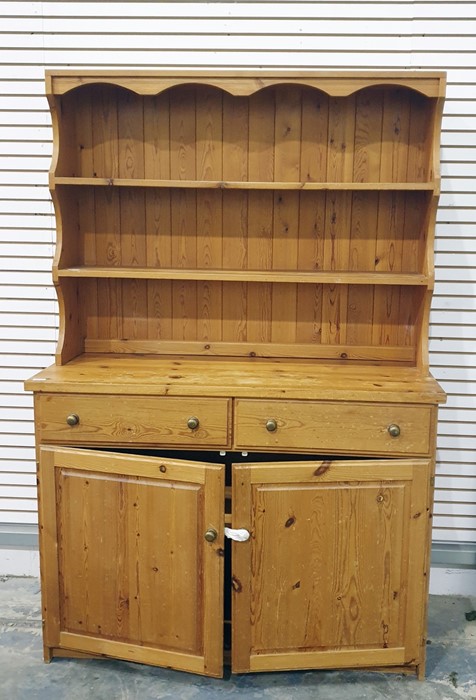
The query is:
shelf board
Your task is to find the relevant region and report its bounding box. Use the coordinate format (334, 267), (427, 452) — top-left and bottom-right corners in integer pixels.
(51, 176), (436, 192)
(56, 267), (429, 286)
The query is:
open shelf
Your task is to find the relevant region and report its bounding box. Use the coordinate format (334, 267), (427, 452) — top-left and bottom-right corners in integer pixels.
(55, 266), (429, 286)
(51, 176), (437, 192)
(55, 187), (432, 279)
(55, 276), (426, 364)
(54, 81), (438, 188)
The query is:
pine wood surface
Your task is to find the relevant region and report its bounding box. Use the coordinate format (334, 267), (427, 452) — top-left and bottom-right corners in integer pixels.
(82, 340), (417, 363)
(234, 400), (431, 454)
(30, 70), (446, 678)
(46, 70), (446, 98)
(53, 84), (436, 183)
(55, 268), (429, 285)
(48, 73), (444, 367)
(25, 355), (446, 403)
(34, 392), (434, 455)
(231, 458), (430, 672)
(39, 446), (224, 676)
(51, 176), (436, 190)
(36, 394), (231, 447)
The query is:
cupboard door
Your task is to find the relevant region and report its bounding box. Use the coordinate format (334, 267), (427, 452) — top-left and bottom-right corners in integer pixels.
(231, 458), (430, 674)
(39, 446), (224, 677)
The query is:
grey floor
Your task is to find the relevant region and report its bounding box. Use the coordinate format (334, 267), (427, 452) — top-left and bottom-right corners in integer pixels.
(0, 576), (475, 700)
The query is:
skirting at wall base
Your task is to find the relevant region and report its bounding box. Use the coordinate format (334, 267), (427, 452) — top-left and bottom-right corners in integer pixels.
(0, 549), (40, 578)
(429, 567), (476, 597)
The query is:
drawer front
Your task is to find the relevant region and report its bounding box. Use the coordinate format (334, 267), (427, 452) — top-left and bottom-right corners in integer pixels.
(234, 400), (431, 455)
(37, 395), (231, 447)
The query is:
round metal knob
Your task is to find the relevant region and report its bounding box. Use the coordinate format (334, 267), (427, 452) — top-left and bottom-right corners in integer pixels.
(388, 424), (401, 438)
(66, 413), (79, 426)
(187, 416), (200, 430)
(266, 418), (278, 432)
(204, 527), (218, 542)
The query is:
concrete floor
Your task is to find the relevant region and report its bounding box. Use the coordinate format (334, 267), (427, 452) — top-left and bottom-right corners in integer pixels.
(0, 576), (475, 700)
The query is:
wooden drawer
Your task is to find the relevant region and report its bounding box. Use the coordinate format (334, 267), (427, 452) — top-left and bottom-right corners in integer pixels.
(36, 394), (231, 447)
(234, 400), (432, 455)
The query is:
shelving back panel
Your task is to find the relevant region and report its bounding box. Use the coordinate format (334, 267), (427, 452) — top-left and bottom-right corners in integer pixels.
(49, 75), (443, 366)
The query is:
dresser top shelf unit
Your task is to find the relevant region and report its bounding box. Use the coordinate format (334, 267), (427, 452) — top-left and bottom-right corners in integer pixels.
(47, 69), (445, 378)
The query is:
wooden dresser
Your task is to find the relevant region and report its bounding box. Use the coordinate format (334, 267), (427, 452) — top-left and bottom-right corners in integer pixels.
(25, 70), (446, 679)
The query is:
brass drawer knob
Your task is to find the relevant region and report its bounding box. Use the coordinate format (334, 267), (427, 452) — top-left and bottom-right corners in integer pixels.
(204, 527), (218, 542)
(266, 418), (278, 432)
(388, 424), (401, 438)
(66, 413), (80, 426)
(187, 416), (200, 430)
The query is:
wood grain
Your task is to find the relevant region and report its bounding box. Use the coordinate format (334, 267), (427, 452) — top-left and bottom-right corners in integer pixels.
(232, 458), (431, 672)
(51, 79), (439, 364)
(26, 355), (446, 403)
(52, 177), (435, 191)
(37, 72), (446, 679)
(234, 400), (431, 455)
(92, 84), (119, 178)
(38, 394), (231, 447)
(39, 446), (225, 676)
(47, 70), (446, 100)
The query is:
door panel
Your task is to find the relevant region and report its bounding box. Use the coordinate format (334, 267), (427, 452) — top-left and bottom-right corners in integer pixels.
(231, 458), (430, 673)
(39, 446), (224, 677)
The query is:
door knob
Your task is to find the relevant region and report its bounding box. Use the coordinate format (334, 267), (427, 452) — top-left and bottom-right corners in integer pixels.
(204, 528), (218, 542)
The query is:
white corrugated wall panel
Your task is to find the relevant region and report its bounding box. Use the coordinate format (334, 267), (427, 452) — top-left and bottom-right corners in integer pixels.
(0, 1), (475, 550)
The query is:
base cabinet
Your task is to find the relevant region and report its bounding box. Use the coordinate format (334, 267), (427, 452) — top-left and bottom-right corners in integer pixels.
(38, 446), (431, 678)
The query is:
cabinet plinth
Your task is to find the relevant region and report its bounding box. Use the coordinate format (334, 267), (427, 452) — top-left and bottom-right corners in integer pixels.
(26, 70), (446, 679)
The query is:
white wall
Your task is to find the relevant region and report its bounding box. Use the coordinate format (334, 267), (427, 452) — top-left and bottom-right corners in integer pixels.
(0, 2), (475, 570)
